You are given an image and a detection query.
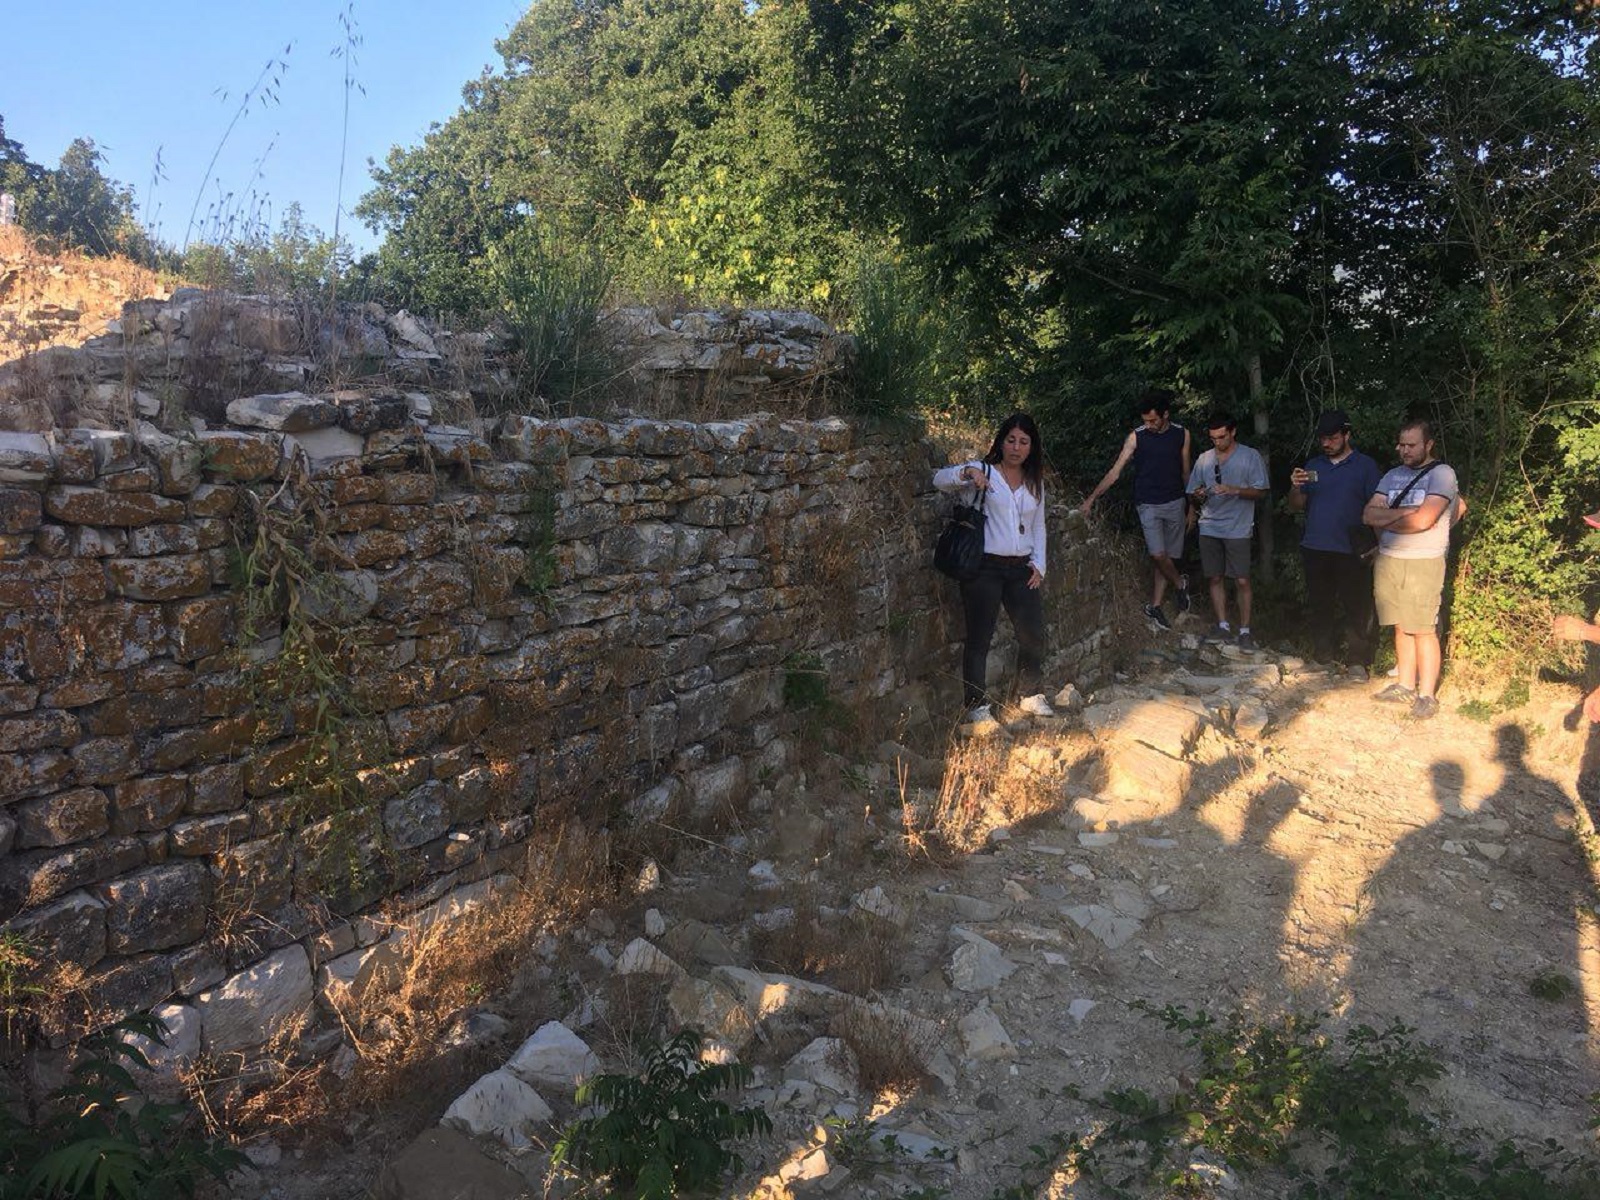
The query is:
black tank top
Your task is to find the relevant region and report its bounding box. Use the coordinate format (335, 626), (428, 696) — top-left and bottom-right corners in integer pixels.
(1132, 424), (1186, 505)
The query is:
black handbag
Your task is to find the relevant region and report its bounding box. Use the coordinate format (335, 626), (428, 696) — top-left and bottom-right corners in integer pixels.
(934, 465), (988, 581)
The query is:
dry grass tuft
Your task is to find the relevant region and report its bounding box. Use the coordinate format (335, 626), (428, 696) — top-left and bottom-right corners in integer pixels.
(192, 817), (620, 1141)
(749, 886), (903, 994)
(587, 972), (675, 1070)
(906, 733), (1067, 854)
(828, 1000), (939, 1097)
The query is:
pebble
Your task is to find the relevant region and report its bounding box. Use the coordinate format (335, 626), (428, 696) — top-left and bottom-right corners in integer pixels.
(1078, 832), (1119, 848)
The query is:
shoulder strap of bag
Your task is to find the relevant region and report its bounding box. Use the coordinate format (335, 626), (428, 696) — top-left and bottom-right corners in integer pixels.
(1388, 461), (1442, 509)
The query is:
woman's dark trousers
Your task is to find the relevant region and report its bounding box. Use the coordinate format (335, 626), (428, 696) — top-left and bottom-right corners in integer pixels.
(960, 559), (1046, 708)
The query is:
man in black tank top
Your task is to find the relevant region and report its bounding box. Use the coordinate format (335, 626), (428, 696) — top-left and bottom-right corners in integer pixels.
(1080, 390), (1193, 628)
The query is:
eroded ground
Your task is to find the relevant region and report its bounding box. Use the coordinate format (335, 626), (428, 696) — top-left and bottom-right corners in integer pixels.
(239, 645), (1600, 1200)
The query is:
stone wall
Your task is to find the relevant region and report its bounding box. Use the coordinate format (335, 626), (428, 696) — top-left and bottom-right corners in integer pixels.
(0, 299), (1127, 1063)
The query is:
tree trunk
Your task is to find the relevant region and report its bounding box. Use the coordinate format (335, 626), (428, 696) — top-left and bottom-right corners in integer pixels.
(1249, 353), (1275, 583)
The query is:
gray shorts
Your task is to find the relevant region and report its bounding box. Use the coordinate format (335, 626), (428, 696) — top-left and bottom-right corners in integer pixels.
(1199, 534), (1251, 579)
(1137, 498), (1186, 559)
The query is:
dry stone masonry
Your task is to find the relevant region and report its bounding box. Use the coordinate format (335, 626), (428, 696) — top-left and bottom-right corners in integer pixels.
(0, 291), (1129, 1070)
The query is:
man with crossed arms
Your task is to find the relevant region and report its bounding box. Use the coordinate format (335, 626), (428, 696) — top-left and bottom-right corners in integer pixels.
(1362, 418), (1462, 721)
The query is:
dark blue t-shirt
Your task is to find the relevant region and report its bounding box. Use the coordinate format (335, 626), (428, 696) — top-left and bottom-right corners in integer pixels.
(1299, 450), (1381, 554)
(1132, 424), (1187, 506)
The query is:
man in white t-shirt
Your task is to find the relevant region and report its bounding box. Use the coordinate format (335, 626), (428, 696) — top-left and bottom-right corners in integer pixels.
(1361, 419), (1462, 720)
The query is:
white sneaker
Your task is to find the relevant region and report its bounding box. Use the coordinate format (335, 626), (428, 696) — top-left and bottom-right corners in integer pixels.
(964, 704), (993, 725)
(1017, 693), (1055, 717)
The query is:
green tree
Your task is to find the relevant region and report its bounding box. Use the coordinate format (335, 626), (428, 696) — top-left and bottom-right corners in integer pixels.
(357, 0), (861, 312)
(21, 138), (139, 256)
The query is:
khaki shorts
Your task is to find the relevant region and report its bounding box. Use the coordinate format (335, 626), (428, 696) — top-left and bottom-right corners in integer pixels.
(1373, 554), (1446, 633)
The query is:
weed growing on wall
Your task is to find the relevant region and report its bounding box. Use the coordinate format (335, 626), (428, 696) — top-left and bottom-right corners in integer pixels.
(227, 461), (384, 902)
(552, 1028), (771, 1200)
(518, 482), (558, 598)
(0, 933), (41, 1044)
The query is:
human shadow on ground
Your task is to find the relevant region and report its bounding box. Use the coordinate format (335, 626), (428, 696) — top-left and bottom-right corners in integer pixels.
(1341, 730), (1597, 1138)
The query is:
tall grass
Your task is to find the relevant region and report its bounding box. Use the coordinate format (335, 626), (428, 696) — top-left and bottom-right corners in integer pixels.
(844, 256), (945, 421)
(488, 224), (615, 415)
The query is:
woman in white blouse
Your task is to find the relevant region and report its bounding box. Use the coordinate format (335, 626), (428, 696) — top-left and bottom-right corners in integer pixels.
(932, 412), (1053, 723)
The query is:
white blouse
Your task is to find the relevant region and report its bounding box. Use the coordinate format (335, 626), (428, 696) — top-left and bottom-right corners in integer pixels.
(932, 461), (1047, 577)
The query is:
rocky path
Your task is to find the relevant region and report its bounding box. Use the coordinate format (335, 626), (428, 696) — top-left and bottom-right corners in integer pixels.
(251, 645), (1600, 1200)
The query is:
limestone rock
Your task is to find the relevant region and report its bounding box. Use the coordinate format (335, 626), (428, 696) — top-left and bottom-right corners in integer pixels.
(668, 975), (757, 1053)
(615, 938), (684, 978)
(712, 965), (843, 1022)
(851, 885), (904, 924)
(947, 928), (1016, 992)
(1083, 695), (1206, 759)
(782, 1037), (857, 1099)
(126, 1002), (201, 1100)
(504, 1021), (599, 1093)
(97, 863), (208, 954)
(0, 432), (53, 482)
(1093, 741), (1192, 811)
(441, 1068), (553, 1150)
(1053, 683), (1086, 712)
(375, 1127), (531, 1200)
(226, 392), (340, 433)
(195, 945), (313, 1056)
(927, 891), (1010, 922)
(958, 1001), (1016, 1060)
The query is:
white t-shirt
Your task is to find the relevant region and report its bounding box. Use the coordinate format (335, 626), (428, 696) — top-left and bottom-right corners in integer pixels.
(1374, 462), (1459, 559)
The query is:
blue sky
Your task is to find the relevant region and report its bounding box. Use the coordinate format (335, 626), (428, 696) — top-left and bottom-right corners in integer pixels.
(2, 1), (528, 253)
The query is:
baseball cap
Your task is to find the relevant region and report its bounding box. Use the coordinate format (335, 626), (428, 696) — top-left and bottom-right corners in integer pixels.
(1584, 509), (1600, 531)
(1314, 410), (1351, 436)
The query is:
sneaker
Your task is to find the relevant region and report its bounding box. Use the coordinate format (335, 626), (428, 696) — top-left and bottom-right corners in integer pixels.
(1174, 576), (1192, 613)
(1411, 695), (1439, 720)
(1202, 623), (1233, 643)
(1373, 682), (1414, 703)
(1236, 630), (1258, 653)
(1143, 603), (1172, 630)
(1017, 693), (1055, 718)
(964, 704), (993, 725)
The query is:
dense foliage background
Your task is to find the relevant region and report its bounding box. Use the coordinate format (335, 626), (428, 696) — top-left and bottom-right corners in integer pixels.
(4, 0), (1596, 671)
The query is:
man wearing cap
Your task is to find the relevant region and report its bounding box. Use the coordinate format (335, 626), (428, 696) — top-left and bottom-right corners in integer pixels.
(1362, 418), (1461, 720)
(1288, 411), (1381, 676)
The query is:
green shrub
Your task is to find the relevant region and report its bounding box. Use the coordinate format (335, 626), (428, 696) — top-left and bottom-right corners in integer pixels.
(552, 1029), (770, 1200)
(1055, 1005), (1600, 1200)
(0, 1015), (247, 1200)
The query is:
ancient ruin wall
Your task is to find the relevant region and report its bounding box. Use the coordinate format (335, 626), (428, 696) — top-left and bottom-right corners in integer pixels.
(0, 302), (1125, 1058)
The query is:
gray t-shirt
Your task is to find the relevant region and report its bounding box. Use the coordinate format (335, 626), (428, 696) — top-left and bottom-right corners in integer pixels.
(1189, 444), (1268, 539)
(1374, 462), (1459, 559)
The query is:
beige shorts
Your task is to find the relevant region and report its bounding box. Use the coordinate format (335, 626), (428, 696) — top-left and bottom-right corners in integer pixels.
(1373, 554), (1446, 633)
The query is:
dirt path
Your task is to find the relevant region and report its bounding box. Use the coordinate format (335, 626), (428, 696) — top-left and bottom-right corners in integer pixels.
(246, 648), (1600, 1200)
